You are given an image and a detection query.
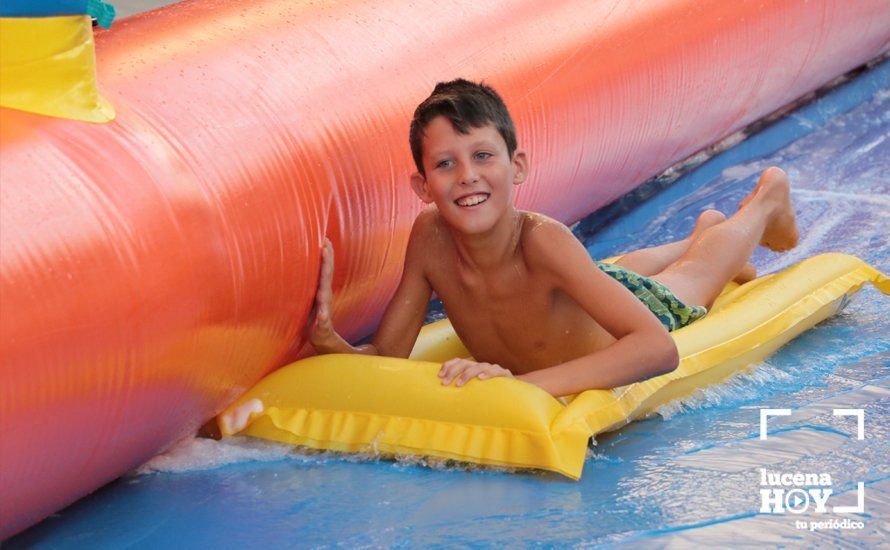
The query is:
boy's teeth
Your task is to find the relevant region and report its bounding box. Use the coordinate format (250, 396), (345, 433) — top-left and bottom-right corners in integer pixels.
(456, 194), (488, 207)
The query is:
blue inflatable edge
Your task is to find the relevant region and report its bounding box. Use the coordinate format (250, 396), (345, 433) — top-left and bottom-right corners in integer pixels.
(0, 0), (115, 28)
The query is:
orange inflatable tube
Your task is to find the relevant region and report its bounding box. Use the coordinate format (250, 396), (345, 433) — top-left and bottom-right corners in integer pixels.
(1, 0), (888, 538)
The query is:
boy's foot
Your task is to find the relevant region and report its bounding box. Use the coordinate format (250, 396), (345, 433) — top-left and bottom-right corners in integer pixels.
(691, 209), (756, 283)
(739, 167), (799, 252)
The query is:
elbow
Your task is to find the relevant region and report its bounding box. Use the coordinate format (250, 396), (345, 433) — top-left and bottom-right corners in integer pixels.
(652, 331), (679, 377)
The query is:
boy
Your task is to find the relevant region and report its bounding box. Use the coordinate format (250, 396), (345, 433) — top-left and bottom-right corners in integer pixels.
(306, 79), (798, 397)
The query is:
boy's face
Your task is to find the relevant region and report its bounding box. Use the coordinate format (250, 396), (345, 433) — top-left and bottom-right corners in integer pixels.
(410, 116), (527, 235)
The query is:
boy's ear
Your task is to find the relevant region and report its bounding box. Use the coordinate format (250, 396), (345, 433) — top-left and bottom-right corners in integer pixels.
(512, 148), (528, 185)
(410, 171), (434, 203)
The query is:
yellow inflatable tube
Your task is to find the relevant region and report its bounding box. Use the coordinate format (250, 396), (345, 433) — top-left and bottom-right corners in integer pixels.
(0, 16), (114, 122)
(220, 254), (888, 479)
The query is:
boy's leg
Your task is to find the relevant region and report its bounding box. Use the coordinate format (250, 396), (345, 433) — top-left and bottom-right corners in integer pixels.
(651, 167), (798, 308)
(613, 210), (724, 276)
(615, 210), (757, 283)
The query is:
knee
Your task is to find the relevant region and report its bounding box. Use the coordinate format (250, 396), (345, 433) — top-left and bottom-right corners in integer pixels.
(698, 209), (726, 227)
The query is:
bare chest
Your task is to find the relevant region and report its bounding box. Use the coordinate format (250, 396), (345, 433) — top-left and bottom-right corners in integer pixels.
(449, 277), (550, 337)
(428, 261), (609, 372)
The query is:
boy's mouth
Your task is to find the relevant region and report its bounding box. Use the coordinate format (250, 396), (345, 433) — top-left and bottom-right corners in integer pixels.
(455, 193), (490, 207)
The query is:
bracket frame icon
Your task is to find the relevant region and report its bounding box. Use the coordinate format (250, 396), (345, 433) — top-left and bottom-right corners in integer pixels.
(760, 408), (865, 440)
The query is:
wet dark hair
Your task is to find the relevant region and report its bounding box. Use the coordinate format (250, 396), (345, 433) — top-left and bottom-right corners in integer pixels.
(409, 78), (517, 176)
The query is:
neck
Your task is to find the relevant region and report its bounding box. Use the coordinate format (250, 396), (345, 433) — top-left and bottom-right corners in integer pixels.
(449, 207), (522, 271)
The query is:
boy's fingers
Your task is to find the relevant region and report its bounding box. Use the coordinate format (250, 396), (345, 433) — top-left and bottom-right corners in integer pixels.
(438, 358), (463, 378)
(440, 364), (459, 384)
(440, 359), (470, 384)
(316, 281), (331, 305)
(316, 301), (329, 325)
(314, 239), (335, 326)
(456, 363), (490, 386)
(315, 289), (330, 325)
(476, 365), (512, 381)
(319, 245), (334, 288)
(306, 240), (336, 344)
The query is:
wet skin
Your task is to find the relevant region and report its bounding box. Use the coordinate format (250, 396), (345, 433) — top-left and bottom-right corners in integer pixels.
(308, 116), (678, 397)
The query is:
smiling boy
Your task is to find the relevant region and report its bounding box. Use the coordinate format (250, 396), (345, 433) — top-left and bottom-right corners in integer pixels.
(306, 79), (798, 397)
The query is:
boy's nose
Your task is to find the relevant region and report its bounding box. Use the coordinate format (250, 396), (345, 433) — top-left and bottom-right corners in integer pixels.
(459, 164), (480, 185)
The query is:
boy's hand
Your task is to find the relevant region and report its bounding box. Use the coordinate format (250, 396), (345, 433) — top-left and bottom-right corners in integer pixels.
(305, 238), (337, 349)
(438, 358), (514, 387)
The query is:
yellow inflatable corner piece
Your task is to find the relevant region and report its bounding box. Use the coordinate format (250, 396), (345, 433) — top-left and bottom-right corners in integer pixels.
(0, 16), (115, 123)
(221, 254), (887, 479)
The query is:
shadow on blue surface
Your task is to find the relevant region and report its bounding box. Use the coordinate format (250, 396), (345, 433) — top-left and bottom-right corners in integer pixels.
(10, 59), (889, 548)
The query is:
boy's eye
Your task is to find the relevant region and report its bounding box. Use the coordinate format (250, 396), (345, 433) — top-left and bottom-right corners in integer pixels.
(435, 159), (454, 169)
(475, 152), (493, 160)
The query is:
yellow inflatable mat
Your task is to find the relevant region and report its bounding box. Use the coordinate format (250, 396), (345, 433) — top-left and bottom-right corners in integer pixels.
(220, 254), (888, 479)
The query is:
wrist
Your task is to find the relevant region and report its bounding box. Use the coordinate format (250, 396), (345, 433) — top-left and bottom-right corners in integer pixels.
(514, 371), (559, 396)
(353, 343), (379, 356)
(310, 330), (347, 354)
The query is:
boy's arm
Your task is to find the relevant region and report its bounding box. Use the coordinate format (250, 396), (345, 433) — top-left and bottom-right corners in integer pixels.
(517, 222), (679, 397)
(367, 217), (434, 357)
(307, 219), (433, 358)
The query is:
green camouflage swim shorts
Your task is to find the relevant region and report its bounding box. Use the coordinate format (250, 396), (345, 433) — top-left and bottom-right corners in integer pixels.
(596, 261), (707, 331)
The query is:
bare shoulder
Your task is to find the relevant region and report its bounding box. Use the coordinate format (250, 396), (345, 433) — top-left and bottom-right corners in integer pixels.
(409, 207), (446, 244)
(520, 212), (580, 254)
(406, 207), (450, 267)
(519, 211), (590, 276)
